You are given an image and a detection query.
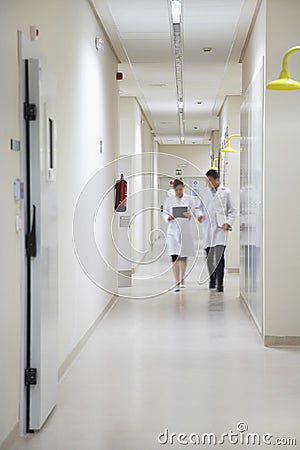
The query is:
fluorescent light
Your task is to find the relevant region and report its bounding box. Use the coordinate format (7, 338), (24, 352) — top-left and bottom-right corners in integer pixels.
(171, 0), (181, 24)
(178, 100), (184, 109)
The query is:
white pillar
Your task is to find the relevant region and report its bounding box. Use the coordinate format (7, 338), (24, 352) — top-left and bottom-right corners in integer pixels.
(242, 0), (300, 343)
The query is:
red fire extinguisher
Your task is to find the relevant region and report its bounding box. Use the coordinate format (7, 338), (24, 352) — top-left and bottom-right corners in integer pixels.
(115, 173), (127, 212)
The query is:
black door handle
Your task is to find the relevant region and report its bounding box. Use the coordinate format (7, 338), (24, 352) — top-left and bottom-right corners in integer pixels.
(26, 205), (37, 258)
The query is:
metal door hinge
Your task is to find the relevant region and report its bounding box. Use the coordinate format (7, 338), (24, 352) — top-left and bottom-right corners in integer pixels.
(25, 368), (37, 386)
(24, 103), (36, 121)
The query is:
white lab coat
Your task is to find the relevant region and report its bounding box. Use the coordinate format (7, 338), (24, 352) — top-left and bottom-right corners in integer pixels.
(163, 194), (195, 257)
(197, 185), (236, 249)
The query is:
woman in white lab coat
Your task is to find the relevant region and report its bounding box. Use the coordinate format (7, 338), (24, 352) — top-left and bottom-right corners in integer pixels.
(163, 179), (195, 292)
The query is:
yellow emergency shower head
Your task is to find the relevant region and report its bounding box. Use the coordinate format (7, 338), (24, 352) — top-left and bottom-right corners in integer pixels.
(267, 46), (300, 90)
(221, 134), (240, 153)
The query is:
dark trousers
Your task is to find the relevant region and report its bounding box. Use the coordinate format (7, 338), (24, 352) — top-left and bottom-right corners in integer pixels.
(205, 246), (226, 287)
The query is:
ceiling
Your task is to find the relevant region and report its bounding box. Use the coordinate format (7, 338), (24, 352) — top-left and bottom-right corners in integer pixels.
(92, 0), (259, 144)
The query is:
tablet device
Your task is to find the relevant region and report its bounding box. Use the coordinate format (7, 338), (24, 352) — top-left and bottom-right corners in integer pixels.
(172, 206), (188, 218)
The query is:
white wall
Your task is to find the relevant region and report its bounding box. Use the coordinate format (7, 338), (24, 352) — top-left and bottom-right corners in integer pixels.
(264, 0), (300, 339)
(152, 141), (160, 238)
(242, 0), (300, 341)
(0, 0), (119, 445)
(240, 0), (266, 331)
(0, 3), (22, 444)
(119, 97), (155, 266)
(210, 130), (220, 161)
(158, 144), (211, 177)
(219, 96), (242, 270)
(142, 117), (155, 245)
(242, 0), (266, 94)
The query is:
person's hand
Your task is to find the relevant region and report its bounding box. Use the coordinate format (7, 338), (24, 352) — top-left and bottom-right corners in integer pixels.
(223, 223), (231, 231)
(168, 215), (175, 221)
(183, 211), (191, 219)
(198, 215), (204, 223)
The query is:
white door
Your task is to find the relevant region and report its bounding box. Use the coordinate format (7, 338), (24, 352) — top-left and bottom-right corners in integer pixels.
(20, 54), (58, 432)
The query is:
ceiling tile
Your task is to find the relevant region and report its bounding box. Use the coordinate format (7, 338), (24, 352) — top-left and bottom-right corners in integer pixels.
(103, 0), (254, 141)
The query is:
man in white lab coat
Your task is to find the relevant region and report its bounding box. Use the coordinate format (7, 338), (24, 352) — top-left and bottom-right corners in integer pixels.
(197, 169), (236, 292)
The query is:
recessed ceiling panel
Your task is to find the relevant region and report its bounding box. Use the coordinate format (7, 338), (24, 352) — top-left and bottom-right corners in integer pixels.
(123, 39), (173, 63)
(100, 0), (256, 143)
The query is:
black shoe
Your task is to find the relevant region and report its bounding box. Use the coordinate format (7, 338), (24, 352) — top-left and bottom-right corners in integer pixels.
(209, 282), (216, 289)
(217, 285), (224, 292)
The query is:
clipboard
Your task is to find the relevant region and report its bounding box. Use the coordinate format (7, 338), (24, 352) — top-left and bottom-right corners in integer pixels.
(172, 206), (188, 218)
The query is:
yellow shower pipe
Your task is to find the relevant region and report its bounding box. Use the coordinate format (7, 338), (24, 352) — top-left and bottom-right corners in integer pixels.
(209, 158), (219, 170)
(221, 134), (241, 153)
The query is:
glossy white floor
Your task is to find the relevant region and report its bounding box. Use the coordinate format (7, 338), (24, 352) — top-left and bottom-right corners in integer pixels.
(10, 244), (300, 449)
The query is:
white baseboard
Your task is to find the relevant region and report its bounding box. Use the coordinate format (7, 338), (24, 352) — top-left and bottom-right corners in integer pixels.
(0, 423), (19, 450)
(240, 294), (300, 347)
(264, 336), (300, 346)
(227, 267), (240, 274)
(58, 295), (118, 380)
(240, 292), (262, 335)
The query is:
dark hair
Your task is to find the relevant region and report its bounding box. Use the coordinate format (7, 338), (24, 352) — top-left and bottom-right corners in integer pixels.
(205, 169), (219, 179)
(173, 179), (184, 189)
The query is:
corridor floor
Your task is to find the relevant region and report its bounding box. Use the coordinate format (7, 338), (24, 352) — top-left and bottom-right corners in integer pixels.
(10, 249), (300, 450)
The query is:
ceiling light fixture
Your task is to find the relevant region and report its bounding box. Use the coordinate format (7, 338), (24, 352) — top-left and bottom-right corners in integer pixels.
(171, 0), (182, 24)
(170, 0), (185, 144)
